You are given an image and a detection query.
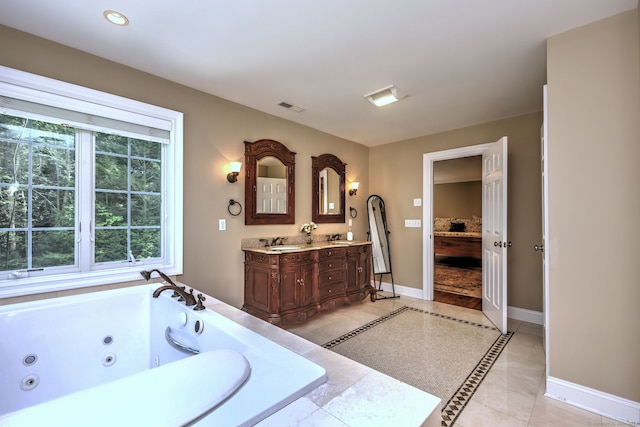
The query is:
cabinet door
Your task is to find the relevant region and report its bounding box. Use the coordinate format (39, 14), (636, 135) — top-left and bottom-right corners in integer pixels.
(244, 263), (274, 313)
(358, 246), (372, 290)
(298, 265), (315, 307)
(280, 265), (301, 312)
(346, 249), (359, 293)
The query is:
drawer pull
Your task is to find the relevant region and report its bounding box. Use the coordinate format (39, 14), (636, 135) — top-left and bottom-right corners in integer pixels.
(328, 276), (332, 280)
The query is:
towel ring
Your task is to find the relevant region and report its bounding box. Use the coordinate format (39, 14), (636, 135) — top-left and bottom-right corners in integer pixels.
(349, 207), (358, 218)
(228, 199), (242, 217)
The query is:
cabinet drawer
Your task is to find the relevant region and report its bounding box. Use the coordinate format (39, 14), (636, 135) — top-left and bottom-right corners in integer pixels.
(280, 251), (314, 263)
(319, 269), (346, 286)
(318, 282), (346, 300)
(319, 247), (346, 259)
(245, 251), (280, 266)
(318, 258), (346, 272)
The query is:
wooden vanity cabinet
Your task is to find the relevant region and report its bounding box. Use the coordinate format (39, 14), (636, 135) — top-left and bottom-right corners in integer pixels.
(243, 242), (373, 324)
(243, 250), (318, 324)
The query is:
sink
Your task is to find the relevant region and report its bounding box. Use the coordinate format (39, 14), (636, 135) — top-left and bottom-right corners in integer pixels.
(268, 245), (303, 251)
(330, 240), (357, 245)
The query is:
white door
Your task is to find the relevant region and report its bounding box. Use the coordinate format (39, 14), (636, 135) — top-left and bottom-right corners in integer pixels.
(541, 85), (550, 366)
(256, 177), (287, 213)
(482, 137), (508, 334)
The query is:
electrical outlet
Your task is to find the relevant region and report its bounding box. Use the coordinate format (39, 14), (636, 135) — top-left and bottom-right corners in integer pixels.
(219, 219), (226, 231)
(404, 219), (421, 228)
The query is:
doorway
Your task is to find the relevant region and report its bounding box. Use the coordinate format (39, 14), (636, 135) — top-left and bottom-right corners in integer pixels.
(423, 138), (509, 334)
(432, 156), (482, 310)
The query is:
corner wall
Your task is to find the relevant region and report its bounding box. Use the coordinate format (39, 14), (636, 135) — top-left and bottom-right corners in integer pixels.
(547, 9), (640, 403)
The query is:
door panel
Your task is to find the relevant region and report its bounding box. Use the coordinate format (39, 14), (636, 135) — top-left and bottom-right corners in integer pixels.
(482, 137), (508, 333)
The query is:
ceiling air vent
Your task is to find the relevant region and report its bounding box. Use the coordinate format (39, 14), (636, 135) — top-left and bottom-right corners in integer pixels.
(278, 102), (305, 113)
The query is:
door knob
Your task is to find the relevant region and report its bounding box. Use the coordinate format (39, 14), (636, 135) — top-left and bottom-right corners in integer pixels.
(494, 241), (502, 247)
(534, 244), (544, 252)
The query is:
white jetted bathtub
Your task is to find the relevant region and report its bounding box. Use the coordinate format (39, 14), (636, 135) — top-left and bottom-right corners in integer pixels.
(0, 284), (327, 426)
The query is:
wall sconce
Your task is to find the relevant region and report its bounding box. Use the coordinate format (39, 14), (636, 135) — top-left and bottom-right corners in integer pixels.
(227, 162), (242, 183)
(349, 182), (359, 196)
(363, 85), (407, 107)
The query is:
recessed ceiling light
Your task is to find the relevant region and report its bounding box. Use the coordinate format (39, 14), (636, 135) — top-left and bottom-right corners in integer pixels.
(103, 10), (129, 26)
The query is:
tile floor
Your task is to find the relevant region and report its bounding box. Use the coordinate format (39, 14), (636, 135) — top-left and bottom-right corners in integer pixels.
(282, 295), (629, 427)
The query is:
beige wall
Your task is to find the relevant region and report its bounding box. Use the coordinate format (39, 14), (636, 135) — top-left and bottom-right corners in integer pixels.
(547, 9), (640, 402)
(434, 181), (482, 219)
(0, 25), (370, 308)
(370, 113), (544, 311)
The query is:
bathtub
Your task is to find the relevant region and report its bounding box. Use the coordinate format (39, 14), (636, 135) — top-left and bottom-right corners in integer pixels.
(0, 284), (327, 426)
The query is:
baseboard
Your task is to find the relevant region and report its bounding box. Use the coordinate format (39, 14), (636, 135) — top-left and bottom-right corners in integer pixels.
(375, 281), (424, 299)
(507, 306), (544, 325)
(546, 377), (640, 425)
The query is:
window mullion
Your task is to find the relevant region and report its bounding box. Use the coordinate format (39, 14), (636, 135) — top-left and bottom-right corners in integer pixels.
(77, 130), (93, 272)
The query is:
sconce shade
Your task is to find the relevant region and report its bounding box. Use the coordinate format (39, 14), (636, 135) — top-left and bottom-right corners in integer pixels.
(230, 162), (242, 173)
(364, 85), (407, 107)
(349, 181), (359, 196)
(227, 162), (242, 183)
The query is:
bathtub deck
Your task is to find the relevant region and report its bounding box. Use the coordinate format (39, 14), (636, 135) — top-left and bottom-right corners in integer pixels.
(203, 292), (441, 427)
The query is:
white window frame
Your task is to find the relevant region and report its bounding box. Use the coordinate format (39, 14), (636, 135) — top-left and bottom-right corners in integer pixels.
(0, 66), (183, 298)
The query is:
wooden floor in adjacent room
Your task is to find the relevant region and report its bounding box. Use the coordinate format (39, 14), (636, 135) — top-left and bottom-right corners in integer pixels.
(433, 290), (482, 310)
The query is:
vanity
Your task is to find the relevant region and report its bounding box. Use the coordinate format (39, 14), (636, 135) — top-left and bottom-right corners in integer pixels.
(242, 242), (373, 324)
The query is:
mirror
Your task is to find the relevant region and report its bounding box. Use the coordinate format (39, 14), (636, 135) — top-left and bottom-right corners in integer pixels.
(312, 154), (345, 224)
(367, 195), (398, 299)
(244, 139), (296, 225)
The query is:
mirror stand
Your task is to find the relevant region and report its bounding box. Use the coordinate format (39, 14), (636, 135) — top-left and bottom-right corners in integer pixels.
(367, 195), (399, 300)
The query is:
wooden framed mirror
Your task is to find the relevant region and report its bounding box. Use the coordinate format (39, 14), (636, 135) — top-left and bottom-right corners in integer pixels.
(312, 154), (345, 224)
(244, 139), (296, 225)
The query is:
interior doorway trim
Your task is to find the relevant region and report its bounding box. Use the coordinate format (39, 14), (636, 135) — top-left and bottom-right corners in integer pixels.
(422, 143), (491, 300)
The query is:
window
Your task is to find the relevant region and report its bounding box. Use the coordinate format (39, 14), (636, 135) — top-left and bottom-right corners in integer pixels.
(0, 66), (183, 297)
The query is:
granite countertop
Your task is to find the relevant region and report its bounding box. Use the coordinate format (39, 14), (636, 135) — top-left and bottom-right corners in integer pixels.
(433, 231), (482, 238)
(199, 287), (441, 426)
(242, 240), (372, 254)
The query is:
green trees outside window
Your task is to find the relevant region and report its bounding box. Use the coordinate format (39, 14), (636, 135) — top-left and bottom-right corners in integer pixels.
(0, 114), (163, 273)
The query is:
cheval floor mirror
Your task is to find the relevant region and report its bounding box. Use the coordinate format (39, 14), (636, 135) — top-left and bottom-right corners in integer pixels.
(366, 195), (399, 300)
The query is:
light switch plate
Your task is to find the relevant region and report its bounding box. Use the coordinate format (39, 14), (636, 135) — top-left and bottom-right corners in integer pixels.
(218, 219), (226, 231)
(413, 198), (422, 206)
(404, 219), (421, 228)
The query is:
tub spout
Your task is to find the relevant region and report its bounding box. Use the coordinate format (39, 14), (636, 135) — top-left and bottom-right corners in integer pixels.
(153, 285), (196, 306)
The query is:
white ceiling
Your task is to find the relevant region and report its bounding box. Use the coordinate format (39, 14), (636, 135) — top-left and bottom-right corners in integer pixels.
(1, 1), (636, 146)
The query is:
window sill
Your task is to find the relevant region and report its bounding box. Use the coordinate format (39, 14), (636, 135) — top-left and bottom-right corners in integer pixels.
(0, 264), (181, 299)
